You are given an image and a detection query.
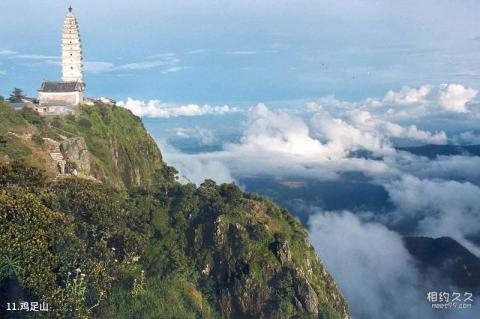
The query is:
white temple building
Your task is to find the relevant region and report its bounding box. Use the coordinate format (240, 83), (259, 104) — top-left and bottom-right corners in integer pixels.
(37, 6), (85, 114)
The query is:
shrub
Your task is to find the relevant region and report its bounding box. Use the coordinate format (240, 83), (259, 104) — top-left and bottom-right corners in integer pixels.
(78, 118), (92, 128)
(20, 107), (44, 127)
(32, 134), (44, 146)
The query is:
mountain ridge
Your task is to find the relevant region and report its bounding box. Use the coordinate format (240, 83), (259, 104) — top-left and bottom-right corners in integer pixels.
(0, 101), (349, 319)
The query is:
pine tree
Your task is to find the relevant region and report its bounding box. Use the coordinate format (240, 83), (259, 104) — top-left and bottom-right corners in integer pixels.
(8, 88), (26, 103)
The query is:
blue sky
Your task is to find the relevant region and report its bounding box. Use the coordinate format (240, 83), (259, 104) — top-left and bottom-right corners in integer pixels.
(1, 0), (480, 104)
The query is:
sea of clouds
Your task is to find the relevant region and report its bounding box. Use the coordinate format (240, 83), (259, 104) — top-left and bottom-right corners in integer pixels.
(120, 83), (480, 319)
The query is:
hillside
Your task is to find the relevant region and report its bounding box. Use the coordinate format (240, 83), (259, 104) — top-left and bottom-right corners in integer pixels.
(0, 101), (349, 319)
(0, 102), (164, 190)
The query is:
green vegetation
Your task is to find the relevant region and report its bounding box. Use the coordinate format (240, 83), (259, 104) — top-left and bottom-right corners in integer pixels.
(0, 102), (349, 318)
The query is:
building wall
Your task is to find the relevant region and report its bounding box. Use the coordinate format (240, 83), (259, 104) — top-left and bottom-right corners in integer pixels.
(34, 105), (74, 116)
(39, 91), (83, 106)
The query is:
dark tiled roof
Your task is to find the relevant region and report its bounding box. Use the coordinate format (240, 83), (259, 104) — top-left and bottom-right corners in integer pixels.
(39, 81), (83, 92)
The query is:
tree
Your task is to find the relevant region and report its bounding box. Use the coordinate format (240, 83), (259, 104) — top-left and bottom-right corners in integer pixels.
(8, 88), (26, 103)
(0, 95), (4, 102)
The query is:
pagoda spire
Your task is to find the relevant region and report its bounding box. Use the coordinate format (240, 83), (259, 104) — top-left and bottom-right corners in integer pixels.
(68, 5), (73, 13)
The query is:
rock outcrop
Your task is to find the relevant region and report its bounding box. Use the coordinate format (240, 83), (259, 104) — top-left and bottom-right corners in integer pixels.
(271, 237), (293, 265)
(293, 269), (320, 315)
(60, 137), (90, 175)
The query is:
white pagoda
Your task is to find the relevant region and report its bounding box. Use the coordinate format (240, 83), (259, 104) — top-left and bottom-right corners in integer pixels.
(37, 6), (85, 114)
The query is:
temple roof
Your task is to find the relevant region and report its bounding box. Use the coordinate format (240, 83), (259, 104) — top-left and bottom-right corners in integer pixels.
(39, 81), (83, 92)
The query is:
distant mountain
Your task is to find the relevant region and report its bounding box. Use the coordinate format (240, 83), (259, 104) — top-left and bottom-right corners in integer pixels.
(404, 236), (480, 292)
(398, 144), (480, 159)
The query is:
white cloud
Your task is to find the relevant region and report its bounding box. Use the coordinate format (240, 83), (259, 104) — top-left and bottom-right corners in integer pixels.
(118, 53), (180, 71)
(384, 121), (447, 143)
(312, 110), (394, 157)
(147, 53), (179, 62)
(187, 49), (209, 54)
(174, 126), (217, 145)
(161, 66), (188, 74)
(118, 60), (168, 70)
(158, 104), (402, 184)
(152, 80), (480, 190)
(224, 50), (257, 55)
(0, 49), (18, 55)
(439, 84), (478, 113)
(383, 85), (431, 105)
(232, 103), (336, 159)
(0, 49), (59, 61)
(228, 103), (445, 163)
(15, 53), (60, 60)
(118, 98), (239, 118)
(346, 110), (447, 144)
(403, 155), (480, 182)
(159, 101), (454, 184)
(0, 48), (60, 61)
(310, 83), (479, 120)
(84, 61), (115, 73)
(396, 125), (447, 143)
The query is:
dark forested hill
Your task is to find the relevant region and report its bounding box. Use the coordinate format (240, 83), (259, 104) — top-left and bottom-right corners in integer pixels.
(404, 236), (480, 292)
